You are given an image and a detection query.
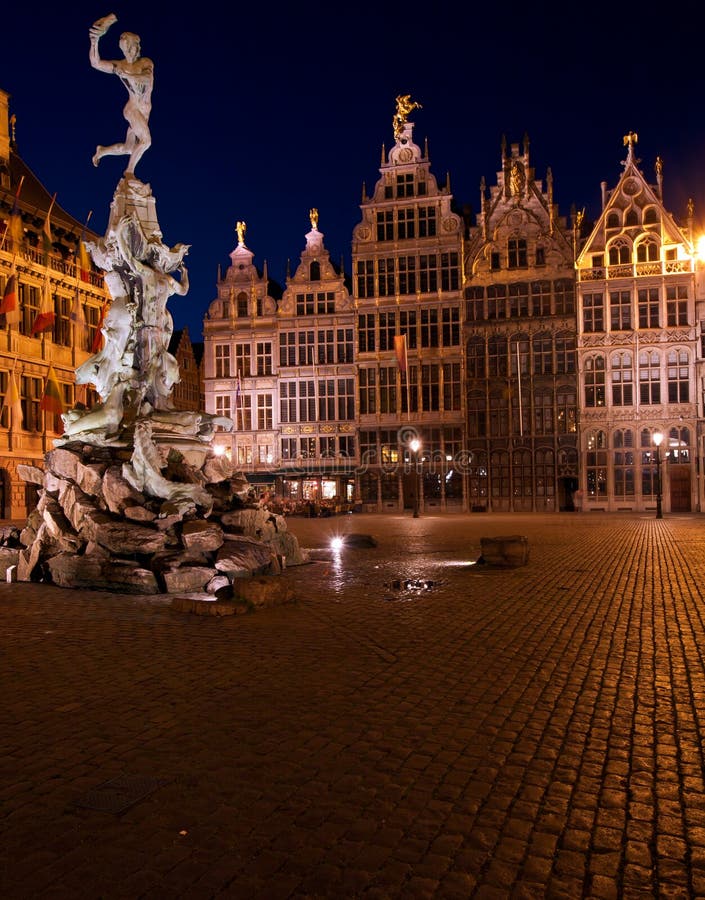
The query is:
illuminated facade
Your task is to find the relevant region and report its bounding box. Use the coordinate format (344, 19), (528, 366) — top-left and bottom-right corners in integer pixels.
(0, 89), (107, 519)
(352, 115), (465, 512)
(463, 136), (580, 511)
(575, 134), (702, 512)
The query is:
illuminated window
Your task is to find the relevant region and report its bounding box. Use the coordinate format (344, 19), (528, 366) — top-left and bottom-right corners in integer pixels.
(638, 288), (659, 328)
(667, 348), (689, 402)
(639, 350), (660, 404)
(583, 293), (604, 333)
(585, 355), (606, 407)
(215, 344), (231, 378)
(610, 290), (632, 331)
(611, 351), (633, 406)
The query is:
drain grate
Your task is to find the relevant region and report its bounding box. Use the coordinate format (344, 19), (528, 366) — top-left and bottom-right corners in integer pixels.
(70, 774), (170, 814)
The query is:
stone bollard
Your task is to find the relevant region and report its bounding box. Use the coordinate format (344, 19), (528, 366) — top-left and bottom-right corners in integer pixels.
(479, 535), (529, 568)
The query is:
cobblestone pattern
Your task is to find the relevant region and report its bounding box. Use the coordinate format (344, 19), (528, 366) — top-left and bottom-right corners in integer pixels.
(2, 513), (705, 898)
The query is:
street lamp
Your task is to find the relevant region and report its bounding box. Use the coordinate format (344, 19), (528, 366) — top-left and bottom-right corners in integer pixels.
(410, 437), (421, 518)
(653, 430), (663, 519)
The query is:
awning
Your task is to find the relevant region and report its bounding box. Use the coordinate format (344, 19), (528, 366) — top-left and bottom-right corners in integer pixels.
(245, 473), (276, 485)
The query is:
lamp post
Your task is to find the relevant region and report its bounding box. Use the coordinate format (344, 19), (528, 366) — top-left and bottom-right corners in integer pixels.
(653, 430), (663, 519)
(410, 437), (421, 518)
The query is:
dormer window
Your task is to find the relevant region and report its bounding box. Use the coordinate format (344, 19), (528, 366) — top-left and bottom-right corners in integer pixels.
(396, 173), (414, 197)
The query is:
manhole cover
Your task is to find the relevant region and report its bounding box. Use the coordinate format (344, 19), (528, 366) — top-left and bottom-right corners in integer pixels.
(70, 774), (170, 814)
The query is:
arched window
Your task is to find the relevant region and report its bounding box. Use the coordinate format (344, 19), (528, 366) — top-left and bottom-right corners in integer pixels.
(611, 351), (633, 406)
(237, 292), (248, 317)
(625, 208), (639, 226)
(608, 239), (631, 265)
(606, 212), (620, 229)
(667, 348), (689, 403)
(467, 337), (486, 378)
(586, 430), (608, 498)
(668, 426), (690, 464)
(640, 428), (661, 498)
(532, 332), (553, 375)
(639, 350), (660, 404)
(309, 261), (321, 281)
(636, 237), (659, 262)
(490, 449), (510, 502)
(585, 355), (606, 407)
(643, 208), (658, 225)
(488, 335), (507, 377)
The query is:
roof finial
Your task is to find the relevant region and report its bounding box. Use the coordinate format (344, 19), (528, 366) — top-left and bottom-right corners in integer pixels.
(393, 94), (422, 140)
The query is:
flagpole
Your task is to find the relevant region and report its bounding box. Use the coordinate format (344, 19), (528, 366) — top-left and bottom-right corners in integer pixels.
(516, 341), (523, 437)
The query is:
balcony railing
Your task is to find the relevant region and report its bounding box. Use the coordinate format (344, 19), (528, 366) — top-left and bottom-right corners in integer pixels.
(579, 259), (694, 281)
(1, 237), (104, 288)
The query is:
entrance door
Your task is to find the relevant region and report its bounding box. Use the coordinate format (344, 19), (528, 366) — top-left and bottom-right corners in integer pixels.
(669, 466), (691, 512)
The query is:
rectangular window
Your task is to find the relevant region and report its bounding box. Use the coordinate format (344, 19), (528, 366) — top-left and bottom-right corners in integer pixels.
(396, 173), (414, 197)
(318, 378), (336, 421)
(215, 344), (231, 378)
(300, 437), (316, 459)
(355, 260), (374, 299)
(280, 382), (297, 423)
(317, 329), (335, 364)
(257, 393), (272, 430)
(379, 366), (397, 414)
(397, 208), (415, 239)
(55, 294), (71, 347)
(378, 312), (396, 351)
(337, 377), (354, 420)
(638, 288), (659, 329)
(400, 310), (417, 348)
(279, 332), (296, 367)
(531, 281), (552, 316)
(376, 210), (393, 241)
(440, 252), (459, 291)
(398, 256), (416, 295)
(554, 279), (575, 315)
(508, 239), (528, 269)
(295, 292), (315, 316)
(509, 283), (529, 318)
(421, 363), (440, 412)
(418, 207), (437, 237)
(359, 368), (376, 415)
(319, 436), (336, 458)
(666, 285), (688, 326)
(298, 380), (316, 421)
(358, 313), (376, 353)
(378, 258), (395, 296)
(442, 363), (460, 411)
(256, 342), (272, 375)
(339, 435), (355, 458)
(297, 331), (315, 366)
(316, 292), (335, 314)
(583, 293), (604, 333)
(281, 437), (297, 460)
(441, 308), (460, 346)
(419, 255), (438, 293)
(235, 344), (251, 377)
(420, 308), (439, 348)
(610, 290), (632, 331)
(336, 328), (353, 363)
(487, 285), (507, 319)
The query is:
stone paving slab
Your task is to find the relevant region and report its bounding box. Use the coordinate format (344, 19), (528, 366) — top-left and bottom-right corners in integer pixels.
(1, 513), (705, 897)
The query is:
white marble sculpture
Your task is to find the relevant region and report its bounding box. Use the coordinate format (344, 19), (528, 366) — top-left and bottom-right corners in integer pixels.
(56, 15), (233, 490)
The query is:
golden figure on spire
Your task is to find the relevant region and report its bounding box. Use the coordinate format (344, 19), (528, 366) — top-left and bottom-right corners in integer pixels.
(623, 131), (638, 147)
(236, 221), (246, 245)
(309, 208), (319, 230)
(393, 94), (422, 139)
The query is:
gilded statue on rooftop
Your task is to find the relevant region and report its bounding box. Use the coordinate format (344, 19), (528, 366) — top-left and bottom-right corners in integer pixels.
(393, 94), (422, 139)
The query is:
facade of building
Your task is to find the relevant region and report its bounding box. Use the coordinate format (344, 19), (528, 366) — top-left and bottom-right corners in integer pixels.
(168, 326), (201, 412)
(575, 133), (703, 513)
(463, 136), (580, 512)
(352, 114), (465, 512)
(0, 89), (108, 519)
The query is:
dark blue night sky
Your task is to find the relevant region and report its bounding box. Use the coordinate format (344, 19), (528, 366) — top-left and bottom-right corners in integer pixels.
(5, 2), (705, 341)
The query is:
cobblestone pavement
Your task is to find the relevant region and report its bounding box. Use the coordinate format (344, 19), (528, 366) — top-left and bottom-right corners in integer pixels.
(2, 512), (705, 899)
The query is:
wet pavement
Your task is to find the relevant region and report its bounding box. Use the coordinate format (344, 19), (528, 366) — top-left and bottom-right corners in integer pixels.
(2, 511), (705, 898)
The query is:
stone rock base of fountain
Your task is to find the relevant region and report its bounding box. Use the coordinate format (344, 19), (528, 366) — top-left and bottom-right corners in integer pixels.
(16, 443), (308, 595)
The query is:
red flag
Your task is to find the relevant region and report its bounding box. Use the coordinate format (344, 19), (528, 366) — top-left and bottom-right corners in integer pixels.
(2, 371), (22, 429)
(31, 280), (55, 335)
(8, 175), (25, 248)
(42, 194), (56, 262)
(78, 239), (91, 281)
(0, 271), (18, 321)
(91, 299), (109, 353)
(394, 334), (408, 373)
(40, 364), (64, 416)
